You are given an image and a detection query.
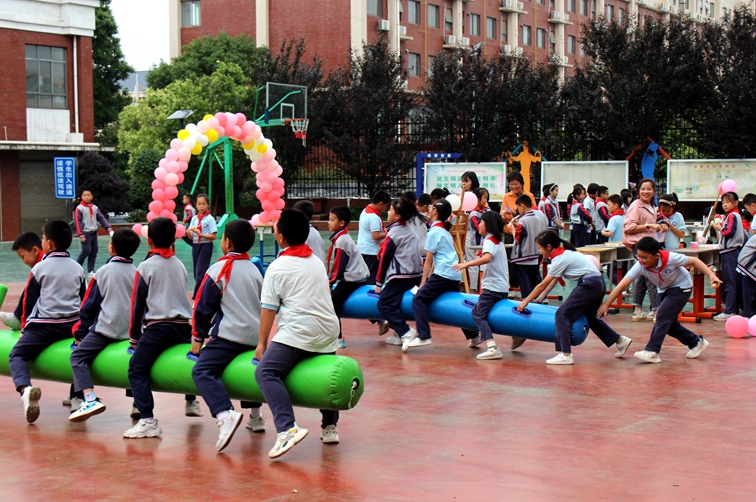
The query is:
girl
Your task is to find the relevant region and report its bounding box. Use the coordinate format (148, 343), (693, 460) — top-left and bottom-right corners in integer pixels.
(567, 184), (592, 248)
(658, 193), (686, 250)
(453, 211), (510, 360)
(376, 195), (424, 346)
(461, 171), (480, 194)
(404, 190), (428, 251)
(186, 194), (217, 298)
(621, 189), (634, 213)
(466, 187), (489, 291)
(713, 191), (746, 321)
(539, 183), (563, 232)
(518, 230), (632, 365)
(182, 193), (196, 246)
(403, 200), (461, 352)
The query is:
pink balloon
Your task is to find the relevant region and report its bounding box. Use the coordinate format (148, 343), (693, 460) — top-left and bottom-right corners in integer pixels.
(256, 189), (265, 200)
(132, 223), (143, 234)
(232, 125), (242, 139)
(141, 225), (150, 237)
(165, 149), (179, 162)
(250, 162), (259, 172)
(167, 161), (180, 173)
(268, 189), (280, 199)
(151, 179), (166, 190)
(226, 112), (237, 126)
(250, 214), (260, 228)
(158, 158), (168, 169)
(152, 189), (166, 201)
(170, 213), (178, 223)
(748, 315), (756, 336)
(148, 200), (164, 214)
(261, 150), (275, 163)
(722, 179), (737, 194)
(236, 113), (247, 125)
(163, 199), (176, 212)
(223, 124), (235, 137)
(197, 121), (209, 133)
(178, 148), (191, 162)
(256, 161), (269, 172)
(178, 160), (188, 172)
(146, 211), (158, 222)
(274, 198), (285, 210)
(165, 173), (179, 186)
(215, 112), (227, 126)
(165, 185), (179, 199)
(718, 182), (724, 195)
(243, 121), (255, 135)
(275, 165), (283, 176)
(207, 117), (219, 129)
(273, 178), (285, 190)
(266, 172), (278, 184)
(249, 128), (262, 140)
(269, 210), (281, 222)
(461, 192), (478, 212)
(160, 209), (174, 219)
(261, 200), (274, 212)
(170, 138), (183, 150)
(256, 172), (266, 182)
(259, 212), (270, 224)
(175, 224), (186, 239)
(587, 255), (601, 271)
(260, 182), (272, 193)
(176, 173), (185, 185)
(726, 315), (749, 338)
(154, 167), (167, 181)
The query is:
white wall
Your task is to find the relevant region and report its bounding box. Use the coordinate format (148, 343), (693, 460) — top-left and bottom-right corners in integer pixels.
(26, 109), (70, 142)
(0, 0), (98, 36)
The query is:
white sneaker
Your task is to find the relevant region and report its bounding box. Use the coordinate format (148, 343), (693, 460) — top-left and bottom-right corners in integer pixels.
(615, 336), (633, 358)
(62, 396), (71, 406)
(377, 321), (390, 336)
(0, 312), (21, 331)
(269, 425), (309, 459)
(468, 335), (483, 348)
(69, 399), (106, 422)
(21, 386), (41, 423)
(130, 404), (141, 419)
(69, 397), (83, 411)
(634, 350), (661, 364)
(400, 328), (417, 351)
(477, 346), (503, 360)
(215, 410), (243, 452)
(87, 271), (96, 281)
(123, 419), (163, 438)
(385, 333), (403, 346)
(686, 337), (710, 359)
(713, 313), (733, 322)
(546, 353), (574, 365)
(403, 337), (431, 352)
(632, 311), (655, 322)
(320, 425), (340, 444)
(185, 400), (203, 417)
(246, 414), (266, 432)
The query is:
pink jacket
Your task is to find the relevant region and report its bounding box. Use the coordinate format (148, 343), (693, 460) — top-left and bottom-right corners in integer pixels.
(622, 199), (658, 250)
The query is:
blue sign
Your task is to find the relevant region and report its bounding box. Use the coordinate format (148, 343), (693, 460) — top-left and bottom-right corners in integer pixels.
(54, 157), (76, 198)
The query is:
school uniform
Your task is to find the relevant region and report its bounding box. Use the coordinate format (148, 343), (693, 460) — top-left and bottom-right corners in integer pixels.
(595, 198), (610, 244)
(128, 249), (196, 419)
(662, 212), (686, 250)
(327, 229), (370, 337)
(737, 235), (756, 318)
(306, 225), (326, 264)
(189, 212), (218, 298)
(510, 210), (546, 298)
(191, 252), (265, 417)
(182, 204), (196, 245)
(465, 207), (488, 290)
(584, 195), (598, 244)
(540, 196), (562, 232)
(605, 211), (626, 283)
(569, 201), (593, 248)
(12, 251), (45, 323)
(75, 202), (112, 273)
(357, 207), (385, 285)
(719, 209), (745, 314)
(472, 234), (510, 342)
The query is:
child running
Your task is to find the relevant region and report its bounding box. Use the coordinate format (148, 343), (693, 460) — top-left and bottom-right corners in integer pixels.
(517, 230), (632, 365)
(186, 193), (217, 298)
(713, 191), (745, 321)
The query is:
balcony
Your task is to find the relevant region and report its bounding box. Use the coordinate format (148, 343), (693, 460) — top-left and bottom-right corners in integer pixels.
(547, 11), (573, 24)
(500, 0), (527, 14)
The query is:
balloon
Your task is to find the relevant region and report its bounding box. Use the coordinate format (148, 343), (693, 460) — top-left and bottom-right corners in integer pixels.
(261, 150), (275, 163)
(163, 199), (176, 212)
(274, 198), (285, 210)
(197, 121), (209, 133)
(250, 214), (260, 228)
(132, 224), (143, 234)
(273, 178), (285, 190)
(152, 188), (166, 201)
(266, 171), (278, 184)
(259, 212), (270, 224)
(254, 135), (266, 146)
(170, 213), (178, 223)
(726, 315), (749, 338)
(256, 172), (266, 182)
(268, 189), (281, 199)
(249, 128), (262, 141)
(256, 189), (265, 200)
(264, 138), (273, 149)
(256, 161), (269, 172)
(206, 129), (219, 143)
(197, 134), (209, 147)
(141, 225), (150, 237)
(152, 179), (166, 190)
(236, 113), (247, 125)
(170, 138), (183, 150)
(586, 255), (601, 271)
(203, 114), (214, 122)
(275, 165), (283, 176)
(148, 201), (164, 214)
(165, 173), (179, 186)
(177, 161), (188, 172)
(177, 148), (191, 162)
(165, 185), (179, 199)
(182, 137), (196, 150)
(269, 210), (281, 222)
(158, 158), (168, 168)
(154, 167), (167, 181)
(226, 112), (237, 126)
(748, 315), (756, 336)
(165, 149), (179, 162)
(177, 130), (190, 140)
(175, 224), (186, 239)
(446, 194), (461, 211)
(160, 209), (174, 219)
(223, 124), (235, 137)
(722, 179), (737, 194)
(461, 192), (478, 212)
(256, 143), (268, 154)
(207, 117), (219, 129)
(190, 144), (202, 155)
(176, 172), (185, 185)
(215, 112), (228, 126)
(232, 126), (242, 138)
(249, 150), (263, 162)
(167, 161), (180, 173)
(146, 211), (158, 222)
(186, 123), (197, 133)
(261, 200), (274, 212)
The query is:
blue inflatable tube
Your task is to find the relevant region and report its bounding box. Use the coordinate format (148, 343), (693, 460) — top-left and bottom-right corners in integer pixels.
(340, 285), (590, 346)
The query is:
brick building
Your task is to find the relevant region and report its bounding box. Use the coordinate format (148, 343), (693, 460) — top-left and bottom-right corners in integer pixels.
(0, 0), (102, 241)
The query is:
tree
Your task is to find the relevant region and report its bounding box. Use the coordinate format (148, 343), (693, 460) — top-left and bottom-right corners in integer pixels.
(129, 148), (163, 210)
(77, 152), (131, 214)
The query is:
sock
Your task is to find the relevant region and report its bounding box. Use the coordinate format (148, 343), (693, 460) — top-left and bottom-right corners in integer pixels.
(143, 418), (155, 424)
(216, 409), (230, 421)
(84, 391), (96, 403)
(487, 341), (496, 348)
(249, 407), (261, 419)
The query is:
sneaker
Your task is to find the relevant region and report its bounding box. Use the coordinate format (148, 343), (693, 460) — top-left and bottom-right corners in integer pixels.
(403, 337), (431, 352)
(69, 399), (106, 422)
(130, 404), (141, 419)
(468, 335), (483, 348)
(246, 414), (266, 432)
(477, 346), (503, 360)
(511, 337), (527, 350)
(385, 333), (403, 346)
(123, 419), (162, 438)
(634, 350), (661, 364)
(546, 353), (574, 365)
(0, 312), (21, 331)
(686, 337), (710, 359)
(320, 425), (339, 444)
(378, 321), (390, 336)
(269, 425), (309, 459)
(713, 313), (733, 322)
(614, 336), (633, 358)
(87, 271), (96, 281)
(185, 400), (203, 417)
(632, 311), (654, 322)
(62, 396), (71, 406)
(21, 386), (41, 424)
(215, 410), (243, 452)
(400, 328), (417, 351)
(338, 338), (346, 349)
(69, 397), (83, 411)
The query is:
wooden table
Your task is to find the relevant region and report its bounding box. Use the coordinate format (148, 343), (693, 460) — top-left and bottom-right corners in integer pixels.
(674, 245), (722, 321)
(599, 242), (636, 312)
(577, 246), (617, 293)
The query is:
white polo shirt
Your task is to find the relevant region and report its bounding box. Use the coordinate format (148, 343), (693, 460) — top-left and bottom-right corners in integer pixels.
(547, 250), (602, 282)
(625, 251), (692, 293)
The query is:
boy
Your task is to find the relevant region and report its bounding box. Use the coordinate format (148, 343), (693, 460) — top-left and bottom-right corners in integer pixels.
(742, 193), (756, 237)
(8, 221), (86, 423)
(327, 206), (370, 348)
(1, 232), (44, 330)
(182, 193), (196, 246)
(293, 200), (325, 264)
(509, 194), (547, 300)
(416, 193), (432, 219)
(601, 195), (625, 243)
(124, 217), (203, 439)
(595, 186), (611, 244)
(357, 190), (391, 336)
(584, 183), (599, 244)
(191, 219), (266, 452)
(75, 189), (114, 277)
(68, 229), (141, 422)
(255, 209), (342, 459)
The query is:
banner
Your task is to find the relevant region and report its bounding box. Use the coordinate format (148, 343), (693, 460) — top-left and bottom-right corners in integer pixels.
(541, 161), (628, 196)
(424, 163), (506, 200)
(667, 159), (756, 201)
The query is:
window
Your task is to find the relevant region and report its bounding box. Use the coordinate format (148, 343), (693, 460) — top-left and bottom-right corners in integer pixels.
(522, 25), (532, 46)
(445, 8), (453, 31)
(367, 0), (382, 17)
(619, 8), (626, 22)
(538, 0), (545, 4)
(409, 52), (421, 77)
(181, 0), (201, 27)
(428, 4), (439, 28)
(536, 28), (546, 48)
(26, 45), (67, 109)
(605, 4), (614, 20)
(408, 0), (420, 24)
(591, 0), (596, 18)
(567, 0), (576, 12)
(427, 55), (435, 76)
(486, 17), (496, 39)
(501, 20), (508, 43)
(580, 0), (588, 15)
(580, 42), (585, 57)
(470, 13), (480, 36)
(567, 35), (576, 54)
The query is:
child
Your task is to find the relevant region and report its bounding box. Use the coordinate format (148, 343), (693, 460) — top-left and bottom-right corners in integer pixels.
(186, 194), (217, 299)
(601, 195), (625, 243)
(376, 196), (424, 346)
(621, 189), (634, 214)
(404, 190), (429, 252)
(584, 183), (599, 244)
(182, 193), (196, 246)
(600, 237), (721, 363)
(567, 184), (592, 248)
(517, 230), (632, 365)
(466, 187), (489, 291)
(8, 221), (86, 423)
(327, 206), (370, 349)
(254, 209), (342, 459)
(75, 189), (114, 277)
(713, 191), (745, 321)
(430, 188), (449, 203)
(453, 211), (510, 359)
(595, 186), (611, 244)
(68, 229), (141, 422)
(509, 194), (547, 300)
(738, 230), (756, 317)
(539, 183), (563, 232)
(417, 193), (432, 219)
(190, 219), (266, 452)
(742, 193), (756, 237)
(293, 200), (326, 264)
(125, 217), (203, 439)
(0, 232), (44, 331)
(403, 200), (460, 352)
(357, 190), (392, 336)
(658, 193), (686, 250)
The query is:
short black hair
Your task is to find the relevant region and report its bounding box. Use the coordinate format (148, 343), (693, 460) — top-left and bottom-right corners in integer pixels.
(147, 217), (176, 248)
(293, 200), (314, 220)
(417, 193), (432, 207)
(607, 194), (623, 206)
(196, 193), (210, 204)
(224, 219), (255, 253)
(80, 189), (93, 197)
(430, 188), (448, 201)
(743, 193), (756, 206)
(111, 228), (141, 258)
(276, 209), (309, 246)
(42, 220), (73, 251)
(636, 236), (661, 255)
(598, 186), (609, 196)
(507, 172), (524, 185)
(330, 206), (351, 226)
(516, 194), (533, 207)
(12, 232), (42, 252)
(183, 193), (193, 203)
(587, 183), (599, 195)
(371, 190), (391, 205)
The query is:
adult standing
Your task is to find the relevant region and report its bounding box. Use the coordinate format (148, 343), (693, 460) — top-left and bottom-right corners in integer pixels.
(501, 172), (536, 244)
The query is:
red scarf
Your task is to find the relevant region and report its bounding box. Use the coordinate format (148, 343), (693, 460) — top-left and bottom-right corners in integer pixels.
(214, 252), (250, 292)
(365, 205), (386, 232)
(477, 234), (501, 256)
(549, 246), (567, 260)
(279, 244), (313, 257)
(645, 250), (670, 283)
(195, 212), (210, 243)
(326, 229), (349, 273)
(80, 201), (94, 218)
(148, 248), (175, 259)
(36, 250), (44, 264)
(431, 221), (446, 230)
(610, 209), (625, 217)
(597, 197), (607, 205)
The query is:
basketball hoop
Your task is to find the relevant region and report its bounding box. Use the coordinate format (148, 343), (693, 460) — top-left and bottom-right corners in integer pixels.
(287, 118), (309, 147)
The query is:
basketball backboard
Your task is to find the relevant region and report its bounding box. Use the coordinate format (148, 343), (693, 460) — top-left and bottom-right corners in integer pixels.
(260, 82), (308, 125)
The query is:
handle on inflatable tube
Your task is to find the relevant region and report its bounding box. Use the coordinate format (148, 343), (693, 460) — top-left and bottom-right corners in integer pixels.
(511, 307), (533, 318)
(367, 289), (380, 298)
(462, 299), (476, 309)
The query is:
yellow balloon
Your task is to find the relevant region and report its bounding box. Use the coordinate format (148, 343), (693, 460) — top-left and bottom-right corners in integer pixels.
(256, 143), (268, 154)
(206, 129), (219, 143)
(242, 141), (254, 150)
(191, 144), (202, 155)
(203, 114), (214, 121)
(177, 129), (190, 140)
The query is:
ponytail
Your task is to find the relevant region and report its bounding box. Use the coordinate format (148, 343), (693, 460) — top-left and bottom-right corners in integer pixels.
(395, 191), (420, 223)
(432, 199), (453, 231)
(567, 184), (585, 206)
(535, 229), (576, 252)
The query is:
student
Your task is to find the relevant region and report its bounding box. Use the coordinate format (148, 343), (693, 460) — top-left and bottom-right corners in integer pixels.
(327, 206), (370, 349)
(539, 183), (563, 232)
(75, 189), (113, 277)
(125, 217), (203, 439)
(430, 188), (449, 203)
(453, 211), (510, 359)
(8, 221), (86, 423)
(584, 183), (599, 244)
(567, 184), (592, 248)
(509, 194), (547, 300)
(600, 237), (721, 363)
(357, 190), (391, 285)
(742, 193), (756, 237)
(293, 200), (326, 264)
(254, 209), (342, 459)
(181, 193), (196, 246)
(404, 190), (429, 252)
(417, 193), (432, 220)
(403, 200), (460, 352)
(658, 194), (686, 250)
(737, 230), (756, 317)
(376, 196), (424, 346)
(190, 219), (266, 452)
(186, 194), (217, 299)
(621, 189), (634, 214)
(595, 186), (611, 244)
(517, 230), (632, 365)
(68, 229), (141, 422)
(0, 233), (44, 331)
(713, 191), (745, 321)
(501, 172), (537, 241)
(601, 195), (625, 243)
(461, 171), (480, 194)
(466, 187), (489, 291)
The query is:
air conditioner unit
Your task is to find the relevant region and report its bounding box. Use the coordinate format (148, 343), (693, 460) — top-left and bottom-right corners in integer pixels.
(550, 10), (562, 19)
(378, 19), (390, 31)
(444, 35), (456, 45)
(562, 56), (569, 64)
(660, 3), (667, 11)
(696, 14), (703, 21)
(460, 37), (470, 46)
(399, 25), (407, 36)
(401, 80), (409, 89)
(502, 0), (513, 7)
(514, 47), (523, 56)
(563, 13), (570, 21)
(517, 2), (524, 10)
(503, 44), (512, 54)
(668, 5), (676, 13)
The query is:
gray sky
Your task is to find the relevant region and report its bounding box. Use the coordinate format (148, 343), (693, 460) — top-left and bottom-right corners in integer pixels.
(111, 0), (170, 71)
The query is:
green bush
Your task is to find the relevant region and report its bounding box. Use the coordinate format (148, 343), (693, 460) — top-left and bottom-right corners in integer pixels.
(126, 209), (147, 223)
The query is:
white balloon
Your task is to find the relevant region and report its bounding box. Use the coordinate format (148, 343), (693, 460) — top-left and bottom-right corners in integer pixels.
(182, 137), (196, 150)
(197, 134), (209, 147)
(196, 121), (209, 133)
(264, 138), (273, 149)
(446, 194), (462, 211)
(254, 136), (266, 146)
(249, 150), (263, 162)
(186, 123), (198, 133)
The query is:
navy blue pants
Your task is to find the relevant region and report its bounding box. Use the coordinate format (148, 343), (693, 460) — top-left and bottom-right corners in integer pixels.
(742, 275), (756, 318)
(255, 341), (338, 433)
(191, 337), (261, 418)
(555, 275), (621, 354)
(362, 254), (379, 285)
(472, 289), (509, 342)
(720, 250), (740, 315)
(9, 320), (76, 391)
(413, 275), (459, 340)
(192, 243), (214, 298)
(127, 322), (196, 419)
(76, 233), (99, 273)
(511, 264), (541, 299)
(645, 287), (701, 353)
(571, 224), (590, 248)
(70, 331), (117, 392)
(331, 281), (364, 338)
(377, 277), (420, 337)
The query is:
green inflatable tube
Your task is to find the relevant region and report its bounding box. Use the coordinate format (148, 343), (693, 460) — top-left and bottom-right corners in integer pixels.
(0, 330), (364, 411)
